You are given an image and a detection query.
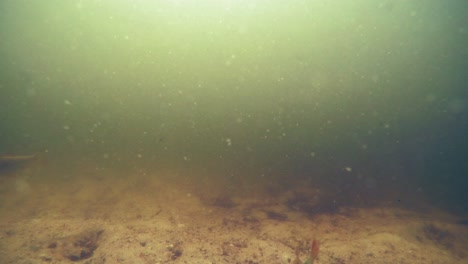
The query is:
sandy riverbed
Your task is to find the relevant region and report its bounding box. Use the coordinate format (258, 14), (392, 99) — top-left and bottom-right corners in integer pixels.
(0, 164), (467, 264)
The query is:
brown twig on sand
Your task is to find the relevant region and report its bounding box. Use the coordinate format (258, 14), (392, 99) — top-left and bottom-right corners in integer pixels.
(311, 239), (319, 263)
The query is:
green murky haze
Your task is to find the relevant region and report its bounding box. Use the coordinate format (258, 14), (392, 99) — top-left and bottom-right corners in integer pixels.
(1, 1), (467, 212)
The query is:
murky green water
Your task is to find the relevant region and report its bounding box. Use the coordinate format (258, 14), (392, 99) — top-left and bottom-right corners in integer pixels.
(1, 0), (467, 214)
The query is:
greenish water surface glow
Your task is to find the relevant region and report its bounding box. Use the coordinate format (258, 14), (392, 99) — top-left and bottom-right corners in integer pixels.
(1, 0), (467, 213)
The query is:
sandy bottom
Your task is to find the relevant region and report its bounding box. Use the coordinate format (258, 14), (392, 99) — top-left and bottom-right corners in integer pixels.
(0, 165), (467, 264)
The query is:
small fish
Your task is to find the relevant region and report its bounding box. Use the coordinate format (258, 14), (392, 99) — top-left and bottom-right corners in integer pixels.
(0, 155), (36, 162)
(0, 155), (36, 173)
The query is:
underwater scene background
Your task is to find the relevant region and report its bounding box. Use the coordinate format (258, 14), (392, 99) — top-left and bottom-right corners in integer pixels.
(0, 1), (467, 263)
